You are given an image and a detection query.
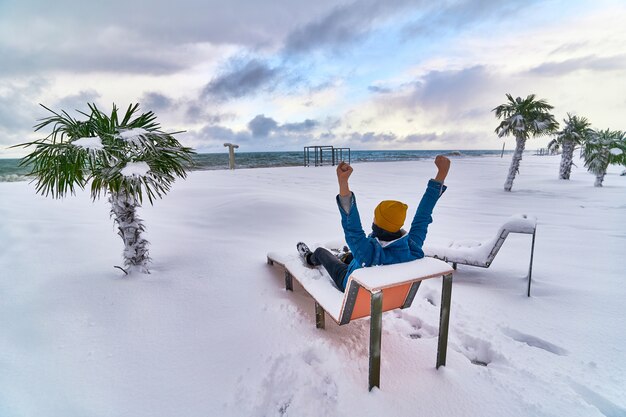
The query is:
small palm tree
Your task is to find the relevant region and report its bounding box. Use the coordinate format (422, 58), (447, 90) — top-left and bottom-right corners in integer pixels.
(547, 113), (593, 180)
(581, 129), (626, 187)
(493, 94), (559, 191)
(14, 103), (196, 274)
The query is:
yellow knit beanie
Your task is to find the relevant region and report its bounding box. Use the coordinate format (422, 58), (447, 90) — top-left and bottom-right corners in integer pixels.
(373, 200), (408, 233)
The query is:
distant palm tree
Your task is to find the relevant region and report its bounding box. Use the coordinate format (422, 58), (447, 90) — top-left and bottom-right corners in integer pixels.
(493, 94), (559, 191)
(581, 129), (626, 187)
(15, 103), (195, 274)
(547, 113), (592, 180)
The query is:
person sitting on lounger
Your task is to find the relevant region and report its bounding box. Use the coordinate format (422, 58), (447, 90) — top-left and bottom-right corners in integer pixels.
(297, 155), (450, 292)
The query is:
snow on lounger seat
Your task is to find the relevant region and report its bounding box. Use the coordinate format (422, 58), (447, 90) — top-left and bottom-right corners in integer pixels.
(267, 246), (454, 391)
(423, 213), (537, 296)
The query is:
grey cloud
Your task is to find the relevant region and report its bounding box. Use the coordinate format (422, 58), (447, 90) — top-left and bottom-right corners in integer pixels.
(202, 59), (281, 101)
(549, 42), (589, 56)
(181, 124), (254, 152)
(284, 0), (418, 54)
(199, 125), (252, 143)
(284, 3), (370, 54)
(0, 0), (355, 76)
(349, 131), (398, 143)
(362, 65), (504, 128)
(185, 104), (236, 125)
(141, 92), (174, 112)
(283, 119), (318, 133)
(402, 0), (535, 39)
(410, 66), (490, 106)
(310, 80), (337, 92)
(248, 115), (279, 137)
(186, 104), (207, 122)
(529, 55), (626, 76)
(368, 85), (393, 94)
(399, 65), (499, 117)
(402, 132), (438, 143)
(0, 79), (49, 146)
(247, 114), (327, 138)
(323, 117), (342, 131)
(0, 43), (187, 77)
(52, 90), (102, 118)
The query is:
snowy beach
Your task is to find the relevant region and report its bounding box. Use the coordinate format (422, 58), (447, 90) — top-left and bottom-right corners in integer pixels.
(1, 154), (625, 416)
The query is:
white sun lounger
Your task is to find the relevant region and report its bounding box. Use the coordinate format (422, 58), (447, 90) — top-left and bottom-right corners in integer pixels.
(267, 249), (454, 391)
(423, 214), (537, 296)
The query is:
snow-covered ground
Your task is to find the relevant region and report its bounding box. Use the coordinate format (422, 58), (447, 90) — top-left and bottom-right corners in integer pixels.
(1, 154), (625, 417)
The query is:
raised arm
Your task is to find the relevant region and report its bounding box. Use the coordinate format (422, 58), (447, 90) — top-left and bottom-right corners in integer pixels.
(408, 156), (450, 255)
(335, 162), (376, 265)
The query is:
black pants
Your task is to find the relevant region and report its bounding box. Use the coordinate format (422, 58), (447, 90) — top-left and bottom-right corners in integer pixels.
(309, 247), (349, 291)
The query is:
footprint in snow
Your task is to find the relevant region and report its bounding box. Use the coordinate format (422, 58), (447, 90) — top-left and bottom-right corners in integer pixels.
(501, 327), (569, 356)
(569, 381), (626, 417)
(244, 348), (339, 417)
(452, 332), (506, 367)
(419, 288), (439, 307)
(394, 311), (438, 340)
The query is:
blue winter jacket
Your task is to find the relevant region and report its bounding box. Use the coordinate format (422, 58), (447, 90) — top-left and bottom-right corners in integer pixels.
(336, 179), (447, 290)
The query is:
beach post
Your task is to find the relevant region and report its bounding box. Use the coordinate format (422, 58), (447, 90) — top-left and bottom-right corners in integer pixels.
(527, 229), (536, 297)
(436, 273), (453, 369)
(223, 143), (239, 169)
(369, 290), (383, 390)
(315, 302), (325, 329)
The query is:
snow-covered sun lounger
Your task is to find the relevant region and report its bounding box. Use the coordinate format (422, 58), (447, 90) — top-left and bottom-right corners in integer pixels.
(423, 214), (537, 296)
(266, 248), (454, 391)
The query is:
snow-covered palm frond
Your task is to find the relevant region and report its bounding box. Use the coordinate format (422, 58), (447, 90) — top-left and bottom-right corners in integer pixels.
(493, 94), (558, 139)
(581, 130), (626, 186)
(553, 114), (592, 147)
(547, 138), (560, 153)
(17, 103), (195, 203)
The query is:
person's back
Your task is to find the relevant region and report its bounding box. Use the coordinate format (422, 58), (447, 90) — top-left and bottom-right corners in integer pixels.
(298, 155), (450, 291)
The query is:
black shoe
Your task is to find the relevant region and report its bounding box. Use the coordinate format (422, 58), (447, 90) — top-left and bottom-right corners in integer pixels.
(296, 242), (312, 264)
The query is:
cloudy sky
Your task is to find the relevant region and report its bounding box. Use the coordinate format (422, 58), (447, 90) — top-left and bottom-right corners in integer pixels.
(1, 0), (625, 156)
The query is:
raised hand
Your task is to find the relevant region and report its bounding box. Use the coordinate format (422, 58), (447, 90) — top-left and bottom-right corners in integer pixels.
(336, 161), (353, 196)
(336, 161), (353, 182)
(434, 155), (450, 183)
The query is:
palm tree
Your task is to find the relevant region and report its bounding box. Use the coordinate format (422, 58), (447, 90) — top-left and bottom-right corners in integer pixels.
(493, 94), (559, 191)
(14, 103), (196, 274)
(547, 113), (592, 180)
(581, 129), (626, 187)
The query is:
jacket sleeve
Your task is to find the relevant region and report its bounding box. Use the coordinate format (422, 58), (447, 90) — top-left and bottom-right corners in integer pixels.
(408, 179), (447, 249)
(336, 192), (375, 266)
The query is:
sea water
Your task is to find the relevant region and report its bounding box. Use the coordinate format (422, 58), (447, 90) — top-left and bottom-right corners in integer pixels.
(0, 149), (508, 182)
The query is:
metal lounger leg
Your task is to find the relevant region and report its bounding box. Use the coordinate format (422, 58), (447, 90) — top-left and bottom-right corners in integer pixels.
(527, 230), (536, 297)
(315, 302), (325, 329)
(369, 290), (383, 391)
(436, 273), (453, 369)
(285, 271), (293, 291)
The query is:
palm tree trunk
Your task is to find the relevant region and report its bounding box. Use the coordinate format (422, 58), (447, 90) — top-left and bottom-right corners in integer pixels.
(559, 140), (575, 180)
(109, 191), (150, 273)
(504, 135), (526, 191)
(594, 172), (605, 187)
